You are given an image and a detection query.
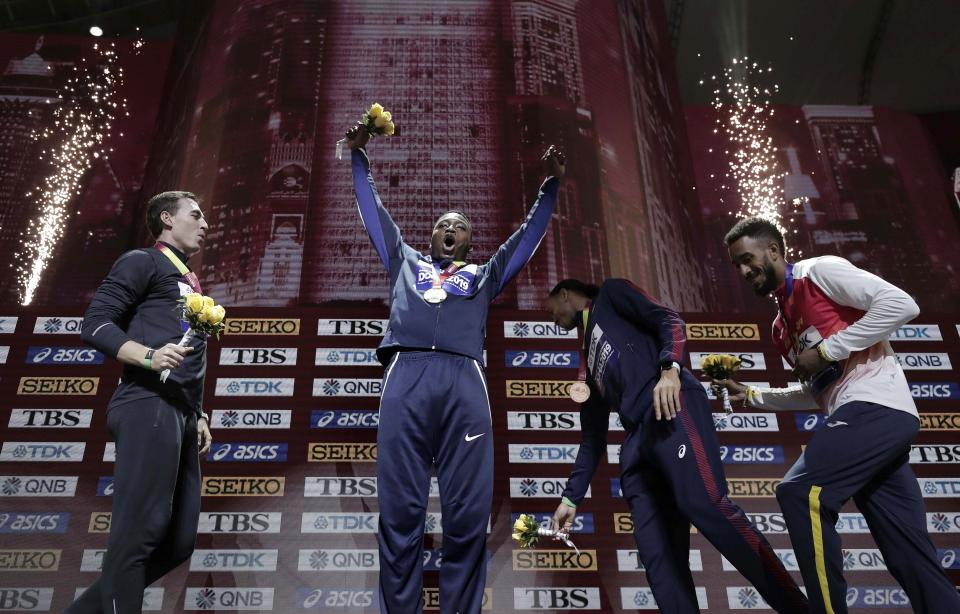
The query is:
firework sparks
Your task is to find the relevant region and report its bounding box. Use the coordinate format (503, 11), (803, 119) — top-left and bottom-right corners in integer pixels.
(707, 56), (803, 254)
(18, 37), (137, 305)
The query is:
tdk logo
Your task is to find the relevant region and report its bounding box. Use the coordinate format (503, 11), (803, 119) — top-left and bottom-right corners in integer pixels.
(505, 351), (578, 368)
(315, 348), (379, 366)
(890, 324), (941, 341)
(618, 550), (703, 572)
(718, 445), (784, 464)
(0, 476), (77, 497)
(212, 409), (291, 429)
(317, 319), (387, 336)
(910, 382), (960, 399)
(189, 549), (278, 572)
(511, 513), (594, 534)
(301, 513), (378, 534)
(8, 409), (92, 429)
(509, 444), (578, 463)
(208, 443), (287, 462)
(197, 512), (282, 534)
(26, 346), (102, 365)
(312, 378), (381, 397)
(219, 347), (296, 366)
(0, 512), (69, 534)
(33, 316), (83, 334)
(0, 442), (85, 462)
(918, 479), (960, 498)
(311, 410), (379, 429)
(215, 378), (294, 397)
(504, 321), (577, 339)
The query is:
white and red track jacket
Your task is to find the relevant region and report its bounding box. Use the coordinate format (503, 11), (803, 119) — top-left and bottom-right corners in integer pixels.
(749, 256), (919, 418)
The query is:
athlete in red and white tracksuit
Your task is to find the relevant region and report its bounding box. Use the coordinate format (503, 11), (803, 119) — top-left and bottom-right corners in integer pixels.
(737, 256), (960, 614)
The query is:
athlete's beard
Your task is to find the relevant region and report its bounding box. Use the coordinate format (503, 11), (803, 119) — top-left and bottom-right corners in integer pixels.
(755, 259), (779, 296)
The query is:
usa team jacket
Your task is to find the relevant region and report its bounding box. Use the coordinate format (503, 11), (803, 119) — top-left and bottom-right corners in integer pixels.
(352, 148), (558, 365)
(561, 278), (697, 506)
(749, 256), (919, 418)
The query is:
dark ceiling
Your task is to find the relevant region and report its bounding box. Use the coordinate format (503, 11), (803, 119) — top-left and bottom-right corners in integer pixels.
(0, 1), (957, 113)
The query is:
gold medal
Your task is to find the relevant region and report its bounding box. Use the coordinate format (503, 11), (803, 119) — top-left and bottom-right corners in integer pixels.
(423, 287), (448, 303)
(569, 381), (590, 403)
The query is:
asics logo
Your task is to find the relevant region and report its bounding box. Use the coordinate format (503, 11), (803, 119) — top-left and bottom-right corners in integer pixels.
(678, 444), (687, 459)
(464, 433), (485, 442)
(826, 421), (848, 428)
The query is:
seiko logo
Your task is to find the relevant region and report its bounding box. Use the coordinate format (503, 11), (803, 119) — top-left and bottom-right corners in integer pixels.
(26, 346), (102, 365)
(507, 411), (580, 430)
(317, 319), (386, 336)
(88, 512), (111, 533)
(503, 321), (577, 339)
(298, 549), (379, 571)
(208, 443), (287, 462)
(315, 348), (379, 366)
(212, 409), (291, 429)
(718, 445), (784, 464)
(509, 478), (588, 498)
(8, 409), (92, 429)
(513, 587), (600, 610)
(0, 550), (60, 571)
(920, 413), (960, 431)
(308, 443), (377, 462)
(889, 324), (941, 341)
(224, 318), (300, 335)
(505, 351), (578, 368)
(197, 512), (282, 534)
(201, 477), (285, 497)
(726, 478), (781, 497)
(0, 512), (68, 534)
(509, 444), (578, 463)
(617, 549), (702, 571)
(17, 377), (98, 395)
(712, 412), (779, 432)
(215, 378), (294, 397)
(0, 442), (85, 462)
(0, 476), (76, 497)
(184, 588), (274, 611)
(189, 549), (278, 571)
(506, 380), (573, 398)
(219, 347), (297, 366)
(424, 588), (492, 610)
(33, 317), (83, 334)
(690, 351), (765, 370)
(513, 549), (597, 571)
(896, 352), (952, 370)
(311, 410), (379, 429)
(685, 323), (760, 340)
(312, 378), (381, 397)
(910, 382), (960, 399)
(0, 588), (53, 611)
(910, 445), (960, 464)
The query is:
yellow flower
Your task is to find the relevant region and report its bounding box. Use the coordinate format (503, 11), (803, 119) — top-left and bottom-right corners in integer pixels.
(200, 304), (226, 325)
(512, 532), (523, 542)
(184, 293), (204, 314)
(368, 103), (383, 118)
(374, 113), (389, 128)
(514, 517), (526, 532)
(701, 355), (715, 369)
(384, 121), (396, 136)
(202, 295), (215, 310)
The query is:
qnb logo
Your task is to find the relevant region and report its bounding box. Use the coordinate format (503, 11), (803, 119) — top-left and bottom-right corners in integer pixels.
(214, 409), (290, 429)
(322, 380), (340, 395)
(299, 549), (379, 571)
(510, 478), (586, 499)
(504, 321), (576, 339)
(185, 587), (275, 611)
(513, 323), (530, 337)
(0, 476), (76, 497)
(928, 512), (960, 533)
(313, 378), (382, 397)
(34, 317), (83, 334)
(736, 588), (761, 608)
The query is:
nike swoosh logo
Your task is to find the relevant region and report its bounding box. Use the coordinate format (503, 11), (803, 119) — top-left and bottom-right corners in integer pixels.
(826, 421), (848, 428)
(464, 433), (485, 442)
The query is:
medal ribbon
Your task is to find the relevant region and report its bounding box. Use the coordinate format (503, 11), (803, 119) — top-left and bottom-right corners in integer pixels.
(576, 306), (591, 384)
(430, 260), (465, 292)
(156, 242), (202, 293)
(775, 262), (800, 358)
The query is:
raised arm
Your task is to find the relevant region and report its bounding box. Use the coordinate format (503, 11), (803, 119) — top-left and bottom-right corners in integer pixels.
(485, 146), (564, 296)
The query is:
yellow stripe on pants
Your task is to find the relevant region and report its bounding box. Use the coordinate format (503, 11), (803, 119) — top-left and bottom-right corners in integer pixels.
(808, 485), (835, 614)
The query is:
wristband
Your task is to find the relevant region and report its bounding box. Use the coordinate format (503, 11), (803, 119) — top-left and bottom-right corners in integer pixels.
(561, 496), (577, 509)
(143, 349), (155, 370)
(199, 411), (210, 422)
(816, 343), (831, 362)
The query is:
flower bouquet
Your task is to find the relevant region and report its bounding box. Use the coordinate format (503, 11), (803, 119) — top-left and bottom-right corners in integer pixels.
(699, 353), (742, 413)
(511, 513), (579, 554)
(161, 293), (226, 383)
(335, 102), (397, 159)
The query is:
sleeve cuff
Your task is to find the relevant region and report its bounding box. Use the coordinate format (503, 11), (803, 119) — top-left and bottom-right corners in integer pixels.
(561, 496), (577, 509)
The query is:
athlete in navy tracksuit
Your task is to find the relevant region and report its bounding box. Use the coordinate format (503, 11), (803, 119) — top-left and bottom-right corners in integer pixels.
(345, 125), (564, 614)
(546, 279), (809, 614)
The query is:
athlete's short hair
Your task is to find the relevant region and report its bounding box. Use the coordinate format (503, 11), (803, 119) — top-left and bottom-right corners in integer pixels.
(549, 279), (600, 299)
(724, 217), (786, 255)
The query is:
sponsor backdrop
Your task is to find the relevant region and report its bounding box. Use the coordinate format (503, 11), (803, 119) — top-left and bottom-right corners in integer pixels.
(0, 310), (958, 612)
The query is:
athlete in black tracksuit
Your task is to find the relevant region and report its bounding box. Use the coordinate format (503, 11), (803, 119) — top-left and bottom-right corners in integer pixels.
(547, 279), (809, 614)
(68, 193), (211, 614)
